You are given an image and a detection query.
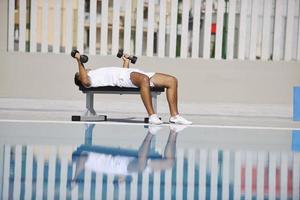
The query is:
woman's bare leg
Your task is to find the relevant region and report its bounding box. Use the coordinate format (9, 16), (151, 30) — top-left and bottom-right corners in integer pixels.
(130, 72), (155, 116)
(127, 131), (154, 173)
(71, 153), (88, 188)
(148, 131), (177, 171)
(150, 73), (179, 117)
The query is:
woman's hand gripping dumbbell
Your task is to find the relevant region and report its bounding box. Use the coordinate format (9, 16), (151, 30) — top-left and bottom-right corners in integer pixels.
(71, 49), (89, 64)
(117, 49), (137, 64)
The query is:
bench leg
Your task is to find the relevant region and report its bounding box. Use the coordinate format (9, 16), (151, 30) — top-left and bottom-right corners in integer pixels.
(84, 92), (107, 121)
(84, 123), (95, 146)
(72, 92), (107, 121)
(85, 92), (96, 116)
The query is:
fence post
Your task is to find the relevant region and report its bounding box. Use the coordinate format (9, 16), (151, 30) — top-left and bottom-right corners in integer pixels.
(0, 0), (8, 52)
(222, 6), (228, 59)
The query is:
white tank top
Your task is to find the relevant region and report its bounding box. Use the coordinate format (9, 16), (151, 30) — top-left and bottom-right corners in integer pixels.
(84, 152), (135, 175)
(87, 67), (155, 87)
(87, 67), (123, 87)
(84, 152), (153, 175)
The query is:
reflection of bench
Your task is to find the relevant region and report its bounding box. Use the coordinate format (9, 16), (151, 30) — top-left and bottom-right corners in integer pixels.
(73, 124), (160, 160)
(72, 85), (165, 122)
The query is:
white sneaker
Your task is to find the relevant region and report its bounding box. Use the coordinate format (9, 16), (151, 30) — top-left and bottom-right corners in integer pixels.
(149, 114), (163, 125)
(148, 125), (163, 134)
(170, 124), (187, 133)
(169, 115), (192, 125)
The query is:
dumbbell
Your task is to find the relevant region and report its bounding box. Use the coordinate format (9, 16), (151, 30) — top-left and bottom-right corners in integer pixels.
(117, 49), (137, 64)
(71, 49), (89, 64)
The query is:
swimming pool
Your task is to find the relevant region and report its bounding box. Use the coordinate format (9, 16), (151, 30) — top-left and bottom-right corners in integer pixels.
(0, 120), (299, 200)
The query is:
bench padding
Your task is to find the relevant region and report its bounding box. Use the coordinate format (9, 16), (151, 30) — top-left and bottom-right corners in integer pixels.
(75, 73), (165, 93)
(79, 85), (165, 93)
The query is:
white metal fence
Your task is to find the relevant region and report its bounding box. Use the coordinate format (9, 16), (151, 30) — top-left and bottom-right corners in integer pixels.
(7, 0), (300, 61)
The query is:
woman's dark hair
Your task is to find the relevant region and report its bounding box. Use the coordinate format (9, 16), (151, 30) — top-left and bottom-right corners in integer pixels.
(74, 73), (83, 87)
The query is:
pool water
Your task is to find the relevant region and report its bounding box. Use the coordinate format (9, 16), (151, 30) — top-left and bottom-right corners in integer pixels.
(0, 121), (299, 200)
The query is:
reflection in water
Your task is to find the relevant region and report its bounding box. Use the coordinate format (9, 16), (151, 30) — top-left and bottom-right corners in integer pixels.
(72, 125), (180, 189)
(1, 124), (300, 200)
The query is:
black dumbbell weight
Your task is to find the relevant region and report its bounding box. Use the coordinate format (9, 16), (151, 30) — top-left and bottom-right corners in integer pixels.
(71, 49), (89, 64)
(117, 49), (138, 64)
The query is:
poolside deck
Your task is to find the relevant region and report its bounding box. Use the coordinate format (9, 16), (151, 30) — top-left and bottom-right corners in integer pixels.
(0, 97), (299, 130)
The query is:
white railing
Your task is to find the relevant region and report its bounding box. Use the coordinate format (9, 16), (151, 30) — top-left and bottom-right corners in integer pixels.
(2, 145), (300, 199)
(7, 0), (300, 61)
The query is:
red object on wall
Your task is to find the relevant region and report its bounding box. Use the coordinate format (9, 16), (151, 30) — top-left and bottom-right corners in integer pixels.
(211, 23), (216, 34)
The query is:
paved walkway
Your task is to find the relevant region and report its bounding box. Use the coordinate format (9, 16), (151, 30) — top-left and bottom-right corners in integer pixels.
(0, 97), (299, 129)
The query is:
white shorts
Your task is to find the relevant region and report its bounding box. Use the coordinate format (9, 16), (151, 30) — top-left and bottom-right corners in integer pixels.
(120, 68), (155, 88)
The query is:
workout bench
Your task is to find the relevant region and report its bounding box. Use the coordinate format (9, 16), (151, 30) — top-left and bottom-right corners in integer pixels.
(72, 85), (165, 122)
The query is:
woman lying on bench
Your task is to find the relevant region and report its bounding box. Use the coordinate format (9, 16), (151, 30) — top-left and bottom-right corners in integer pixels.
(73, 51), (192, 125)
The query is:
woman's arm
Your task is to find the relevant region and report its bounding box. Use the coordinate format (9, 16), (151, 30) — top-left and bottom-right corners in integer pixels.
(75, 53), (91, 87)
(122, 54), (130, 68)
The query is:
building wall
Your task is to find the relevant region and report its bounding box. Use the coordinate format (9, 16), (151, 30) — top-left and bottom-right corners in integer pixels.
(0, 51), (299, 106)
(1, 1), (299, 108)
